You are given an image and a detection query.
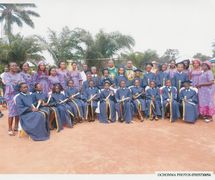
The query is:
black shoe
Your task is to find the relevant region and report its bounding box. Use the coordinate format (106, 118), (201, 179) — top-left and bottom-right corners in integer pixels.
(0, 113), (3, 118)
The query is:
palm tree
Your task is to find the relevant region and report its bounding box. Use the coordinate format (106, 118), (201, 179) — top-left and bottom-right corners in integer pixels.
(0, 34), (44, 65)
(0, 3), (39, 38)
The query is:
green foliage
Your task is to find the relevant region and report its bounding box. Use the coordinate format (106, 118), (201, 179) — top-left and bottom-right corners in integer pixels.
(160, 49), (179, 63)
(193, 53), (211, 62)
(0, 3), (40, 38)
(0, 34), (44, 65)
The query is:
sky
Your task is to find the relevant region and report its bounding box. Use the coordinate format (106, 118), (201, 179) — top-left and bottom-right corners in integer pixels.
(4, 0), (215, 63)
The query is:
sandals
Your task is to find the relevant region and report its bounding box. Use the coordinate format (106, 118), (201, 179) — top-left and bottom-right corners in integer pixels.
(8, 130), (15, 136)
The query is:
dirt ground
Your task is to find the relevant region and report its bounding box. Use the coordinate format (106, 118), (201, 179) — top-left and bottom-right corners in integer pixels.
(0, 108), (215, 174)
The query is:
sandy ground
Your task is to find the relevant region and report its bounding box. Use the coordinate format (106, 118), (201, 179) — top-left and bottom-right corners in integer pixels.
(0, 108), (215, 174)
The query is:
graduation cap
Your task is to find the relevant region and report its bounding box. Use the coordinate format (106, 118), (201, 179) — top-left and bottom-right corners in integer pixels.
(183, 80), (192, 85)
(104, 79), (112, 85)
(134, 68), (143, 72)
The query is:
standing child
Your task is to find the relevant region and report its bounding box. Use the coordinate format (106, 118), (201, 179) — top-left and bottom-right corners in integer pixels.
(162, 80), (180, 122)
(156, 64), (170, 87)
(143, 63), (156, 88)
(172, 62), (189, 100)
(179, 80), (198, 123)
(130, 79), (145, 122)
(131, 69), (144, 88)
(145, 81), (161, 120)
(99, 81), (116, 123)
(99, 69), (114, 89)
(115, 80), (133, 123)
(115, 67), (128, 88)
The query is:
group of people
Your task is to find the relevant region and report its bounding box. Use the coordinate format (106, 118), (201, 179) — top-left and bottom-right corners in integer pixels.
(1, 59), (214, 141)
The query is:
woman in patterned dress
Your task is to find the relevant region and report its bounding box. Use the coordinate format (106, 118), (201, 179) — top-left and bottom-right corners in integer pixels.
(3, 62), (24, 135)
(197, 61), (215, 122)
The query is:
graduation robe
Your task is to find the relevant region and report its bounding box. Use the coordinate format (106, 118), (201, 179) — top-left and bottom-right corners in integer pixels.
(31, 91), (63, 132)
(98, 77), (114, 89)
(65, 87), (86, 118)
(115, 88), (133, 123)
(114, 75), (129, 88)
(172, 72), (189, 98)
(83, 87), (100, 119)
(162, 86), (180, 121)
(130, 86), (145, 113)
(49, 92), (73, 127)
(99, 89), (116, 123)
(131, 77), (144, 88)
(179, 88), (198, 123)
(156, 71), (170, 87)
(15, 92), (49, 141)
(145, 87), (161, 117)
(143, 72), (156, 88)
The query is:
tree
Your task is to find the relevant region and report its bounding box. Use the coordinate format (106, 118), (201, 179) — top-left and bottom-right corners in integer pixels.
(141, 49), (159, 65)
(42, 27), (92, 64)
(193, 53), (211, 62)
(0, 3), (39, 38)
(160, 49), (179, 63)
(0, 34), (44, 65)
(120, 51), (145, 68)
(84, 30), (135, 67)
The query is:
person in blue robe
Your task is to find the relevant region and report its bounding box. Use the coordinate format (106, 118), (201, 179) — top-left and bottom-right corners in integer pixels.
(131, 69), (144, 88)
(156, 64), (170, 87)
(83, 80), (100, 122)
(161, 80), (180, 122)
(49, 84), (73, 128)
(114, 67), (129, 88)
(172, 63), (189, 99)
(115, 80), (133, 123)
(65, 80), (86, 123)
(82, 71), (99, 92)
(145, 81), (161, 120)
(31, 83), (63, 132)
(130, 79), (145, 121)
(98, 69), (114, 89)
(98, 81), (116, 123)
(143, 63), (156, 88)
(15, 83), (49, 141)
(179, 80), (198, 123)
(91, 66), (100, 88)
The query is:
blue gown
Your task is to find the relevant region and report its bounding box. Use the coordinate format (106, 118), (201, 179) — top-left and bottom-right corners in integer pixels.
(115, 88), (133, 123)
(15, 92), (49, 141)
(92, 75), (100, 88)
(179, 88), (198, 123)
(143, 72), (156, 87)
(99, 89), (116, 123)
(98, 77), (114, 89)
(65, 87), (86, 119)
(114, 75), (129, 88)
(162, 86), (180, 121)
(145, 87), (161, 118)
(130, 86), (145, 113)
(172, 72), (189, 98)
(156, 71), (170, 87)
(49, 92), (73, 127)
(131, 77), (144, 88)
(83, 87), (100, 120)
(31, 91), (63, 132)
